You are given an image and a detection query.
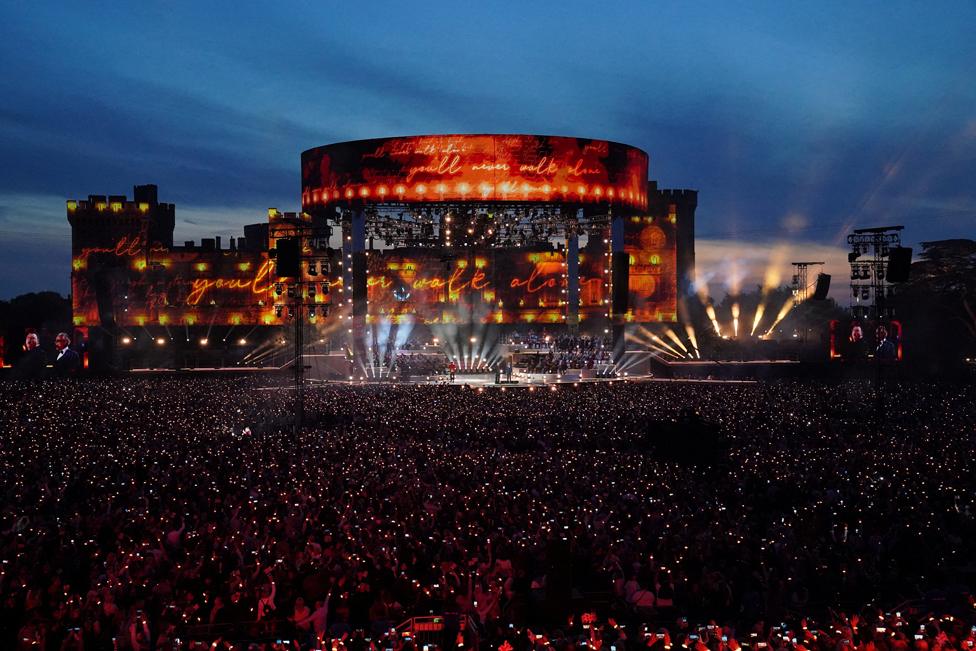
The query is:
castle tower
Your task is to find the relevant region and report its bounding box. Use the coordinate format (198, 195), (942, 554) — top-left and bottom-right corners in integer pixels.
(648, 183), (697, 301)
(66, 185), (176, 327)
(67, 184), (175, 258)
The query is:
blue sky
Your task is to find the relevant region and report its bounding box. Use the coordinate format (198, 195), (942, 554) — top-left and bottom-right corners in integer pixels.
(1, 1), (974, 299)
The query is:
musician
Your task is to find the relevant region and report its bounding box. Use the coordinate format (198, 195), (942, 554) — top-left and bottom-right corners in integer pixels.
(53, 332), (81, 376)
(14, 332), (47, 379)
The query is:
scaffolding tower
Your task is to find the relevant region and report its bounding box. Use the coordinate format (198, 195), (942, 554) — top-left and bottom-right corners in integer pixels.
(846, 225), (903, 320)
(791, 261), (825, 302)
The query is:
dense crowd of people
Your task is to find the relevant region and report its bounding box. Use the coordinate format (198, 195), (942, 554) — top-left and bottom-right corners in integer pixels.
(0, 377), (974, 651)
(498, 331), (615, 373)
(519, 349), (613, 373)
(393, 353), (450, 378)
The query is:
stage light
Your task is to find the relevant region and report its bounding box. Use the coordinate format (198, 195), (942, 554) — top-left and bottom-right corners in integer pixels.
(156, 337), (166, 346)
(121, 336), (131, 345)
(200, 338), (208, 346)
(308, 262), (317, 275)
(275, 283), (283, 296)
(684, 324), (700, 359)
(751, 304), (766, 336)
(274, 305), (283, 318)
(238, 338), (247, 346)
(763, 298), (796, 338)
(664, 328), (688, 354)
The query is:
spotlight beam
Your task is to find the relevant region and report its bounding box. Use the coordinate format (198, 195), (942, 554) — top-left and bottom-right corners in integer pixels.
(627, 331), (682, 359)
(764, 297), (796, 337)
(750, 303), (766, 337)
(663, 327), (689, 354)
(705, 304), (722, 337)
(683, 324), (700, 359)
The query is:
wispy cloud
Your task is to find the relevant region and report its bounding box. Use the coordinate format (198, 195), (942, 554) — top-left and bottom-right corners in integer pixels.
(696, 238), (851, 301)
(2, 3), (975, 299)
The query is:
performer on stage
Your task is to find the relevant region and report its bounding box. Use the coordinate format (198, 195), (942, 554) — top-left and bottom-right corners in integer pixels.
(53, 332), (81, 377)
(14, 332), (47, 379)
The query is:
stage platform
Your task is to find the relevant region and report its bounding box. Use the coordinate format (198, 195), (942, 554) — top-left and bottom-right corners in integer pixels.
(126, 348), (806, 385)
(303, 373), (759, 388)
(121, 366), (764, 388)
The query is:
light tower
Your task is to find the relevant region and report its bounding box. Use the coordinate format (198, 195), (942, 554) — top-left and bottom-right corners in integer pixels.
(269, 209), (333, 429)
(846, 225), (903, 320)
(790, 261), (825, 302)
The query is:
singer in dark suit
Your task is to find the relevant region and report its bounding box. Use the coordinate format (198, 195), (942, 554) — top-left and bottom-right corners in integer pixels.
(14, 332), (48, 379)
(53, 332), (81, 377)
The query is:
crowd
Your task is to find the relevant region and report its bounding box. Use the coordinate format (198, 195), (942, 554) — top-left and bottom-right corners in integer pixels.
(520, 349), (612, 373)
(0, 377), (974, 651)
(393, 353), (450, 378)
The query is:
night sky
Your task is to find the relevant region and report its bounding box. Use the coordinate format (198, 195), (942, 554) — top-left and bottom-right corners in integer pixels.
(1, 1), (974, 300)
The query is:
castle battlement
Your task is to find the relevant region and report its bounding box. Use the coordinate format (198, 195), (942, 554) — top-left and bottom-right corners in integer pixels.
(656, 188), (698, 204)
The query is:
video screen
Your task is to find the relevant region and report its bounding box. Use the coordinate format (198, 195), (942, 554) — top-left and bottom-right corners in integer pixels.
(71, 245), (281, 327)
(831, 319), (903, 361)
(365, 247), (569, 325)
(622, 215), (678, 322)
(577, 238), (611, 323)
(302, 134), (648, 210)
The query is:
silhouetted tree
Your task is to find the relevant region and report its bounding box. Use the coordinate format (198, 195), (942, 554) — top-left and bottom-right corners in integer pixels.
(893, 239), (976, 372)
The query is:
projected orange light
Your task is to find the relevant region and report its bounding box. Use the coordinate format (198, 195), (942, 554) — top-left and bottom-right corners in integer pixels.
(301, 135), (648, 210)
